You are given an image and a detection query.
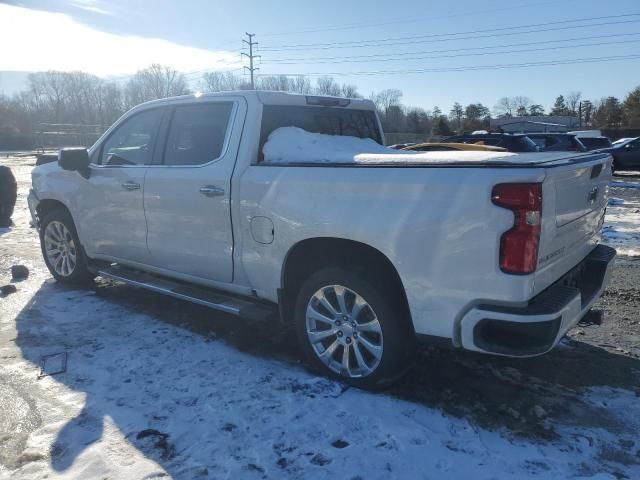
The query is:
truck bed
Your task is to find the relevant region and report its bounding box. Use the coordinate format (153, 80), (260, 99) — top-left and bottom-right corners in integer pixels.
(261, 127), (611, 167)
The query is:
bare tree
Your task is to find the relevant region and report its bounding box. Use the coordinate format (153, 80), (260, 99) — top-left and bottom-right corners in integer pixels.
(340, 83), (361, 98)
(566, 91), (582, 116)
(258, 75), (294, 92)
(315, 76), (342, 96)
(370, 89), (403, 113)
(512, 96), (532, 112)
(494, 97), (515, 117)
(290, 76), (312, 94)
(125, 64), (190, 108)
(199, 71), (242, 92)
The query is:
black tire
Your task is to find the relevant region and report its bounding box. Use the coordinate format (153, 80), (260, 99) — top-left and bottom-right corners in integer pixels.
(0, 166), (17, 227)
(611, 157), (621, 175)
(294, 266), (415, 389)
(39, 208), (94, 285)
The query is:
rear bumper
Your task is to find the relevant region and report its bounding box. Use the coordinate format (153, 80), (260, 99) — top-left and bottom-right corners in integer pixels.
(460, 244), (616, 357)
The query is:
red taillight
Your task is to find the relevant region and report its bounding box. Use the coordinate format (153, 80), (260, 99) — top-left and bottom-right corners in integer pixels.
(491, 183), (542, 274)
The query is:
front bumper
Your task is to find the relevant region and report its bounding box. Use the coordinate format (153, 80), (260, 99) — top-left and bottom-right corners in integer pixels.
(460, 244), (616, 357)
(27, 188), (40, 229)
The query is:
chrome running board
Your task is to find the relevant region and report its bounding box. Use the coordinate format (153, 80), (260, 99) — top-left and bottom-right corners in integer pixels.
(97, 264), (276, 322)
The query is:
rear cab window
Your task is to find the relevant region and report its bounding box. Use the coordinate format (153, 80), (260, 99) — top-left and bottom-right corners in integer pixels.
(258, 105), (382, 162)
(530, 137), (548, 150)
(513, 136), (539, 152)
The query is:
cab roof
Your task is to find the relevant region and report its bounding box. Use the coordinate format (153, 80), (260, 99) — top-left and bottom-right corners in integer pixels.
(134, 90), (376, 111)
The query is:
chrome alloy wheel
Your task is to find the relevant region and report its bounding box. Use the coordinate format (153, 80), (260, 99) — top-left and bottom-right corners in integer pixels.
(305, 285), (383, 378)
(43, 220), (77, 277)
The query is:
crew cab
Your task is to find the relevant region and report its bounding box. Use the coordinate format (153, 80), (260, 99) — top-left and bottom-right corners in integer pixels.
(28, 91), (616, 388)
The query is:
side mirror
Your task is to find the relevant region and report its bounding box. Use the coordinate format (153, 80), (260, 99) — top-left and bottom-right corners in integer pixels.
(58, 148), (90, 178)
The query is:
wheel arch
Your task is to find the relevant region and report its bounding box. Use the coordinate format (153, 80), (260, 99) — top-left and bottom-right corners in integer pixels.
(279, 237), (413, 330)
(36, 198), (72, 224)
(35, 199), (86, 249)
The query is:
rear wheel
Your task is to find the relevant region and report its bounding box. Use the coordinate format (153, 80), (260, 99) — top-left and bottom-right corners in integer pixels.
(40, 209), (94, 285)
(294, 267), (415, 389)
(611, 157), (621, 175)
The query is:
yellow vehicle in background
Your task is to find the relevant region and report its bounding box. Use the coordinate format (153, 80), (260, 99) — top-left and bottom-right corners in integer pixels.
(401, 142), (508, 152)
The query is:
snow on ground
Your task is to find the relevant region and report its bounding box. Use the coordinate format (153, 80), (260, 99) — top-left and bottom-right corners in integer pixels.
(603, 180), (640, 257)
(263, 127), (516, 164)
(3, 260), (640, 479)
(611, 180), (640, 190)
(1, 157), (640, 479)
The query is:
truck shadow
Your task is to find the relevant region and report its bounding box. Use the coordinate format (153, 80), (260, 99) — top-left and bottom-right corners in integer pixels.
(13, 279), (640, 475)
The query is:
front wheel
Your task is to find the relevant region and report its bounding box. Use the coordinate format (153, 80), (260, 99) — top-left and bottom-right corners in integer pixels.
(40, 209), (94, 285)
(294, 267), (415, 389)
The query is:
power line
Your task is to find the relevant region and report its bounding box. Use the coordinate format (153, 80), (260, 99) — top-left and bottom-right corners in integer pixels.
(263, 32), (640, 63)
(258, 54), (640, 77)
(256, 0), (579, 37)
(259, 14), (640, 51)
(260, 38), (640, 66)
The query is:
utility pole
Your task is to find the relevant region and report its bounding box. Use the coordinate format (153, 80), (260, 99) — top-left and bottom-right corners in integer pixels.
(579, 101), (582, 127)
(242, 33), (260, 89)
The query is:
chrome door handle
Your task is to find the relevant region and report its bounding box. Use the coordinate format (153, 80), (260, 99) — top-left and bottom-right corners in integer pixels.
(199, 185), (225, 197)
(121, 181), (140, 191)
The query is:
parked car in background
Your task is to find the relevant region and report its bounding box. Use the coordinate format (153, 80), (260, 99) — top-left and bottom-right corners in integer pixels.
(445, 133), (539, 152)
(387, 142), (417, 150)
(578, 137), (613, 151)
(401, 142), (507, 152)
(598, 137), (640, 171)
(526, 133), (587, 152)
(0, 165), (17, 227)
(613, 137), (635, 145)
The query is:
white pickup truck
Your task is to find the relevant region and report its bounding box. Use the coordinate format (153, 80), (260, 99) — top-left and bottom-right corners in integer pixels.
(28, 91), (616, 388)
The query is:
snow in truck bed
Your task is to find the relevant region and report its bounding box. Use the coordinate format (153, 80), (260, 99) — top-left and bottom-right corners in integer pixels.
(262, 127), (610, 166)
(262, 127), (517, 164)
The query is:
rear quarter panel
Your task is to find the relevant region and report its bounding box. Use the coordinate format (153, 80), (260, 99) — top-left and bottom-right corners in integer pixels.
(238, 164), (546, 341)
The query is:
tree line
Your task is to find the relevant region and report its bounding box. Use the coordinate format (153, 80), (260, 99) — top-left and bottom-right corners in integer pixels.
(1, 63), (640, 150)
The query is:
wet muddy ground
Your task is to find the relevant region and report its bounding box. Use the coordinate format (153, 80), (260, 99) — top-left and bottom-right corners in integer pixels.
(1, 155), (639, 479)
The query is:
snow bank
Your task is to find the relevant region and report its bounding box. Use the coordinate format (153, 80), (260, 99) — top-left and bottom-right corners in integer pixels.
(262, 127), (516, 164)
(602, 197), (640, 257)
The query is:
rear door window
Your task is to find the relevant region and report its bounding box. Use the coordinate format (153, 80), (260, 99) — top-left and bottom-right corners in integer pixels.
(163, 102), (234, 166)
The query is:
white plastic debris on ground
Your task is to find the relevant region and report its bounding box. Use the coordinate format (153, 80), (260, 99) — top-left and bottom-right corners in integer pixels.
(262, 127), (516, 164)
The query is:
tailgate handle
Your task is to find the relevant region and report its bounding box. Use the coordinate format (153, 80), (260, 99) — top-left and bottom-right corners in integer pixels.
(590, 164), (603, 179)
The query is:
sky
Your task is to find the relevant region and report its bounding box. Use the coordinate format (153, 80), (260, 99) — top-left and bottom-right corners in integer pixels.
(1, 0), (639, 113)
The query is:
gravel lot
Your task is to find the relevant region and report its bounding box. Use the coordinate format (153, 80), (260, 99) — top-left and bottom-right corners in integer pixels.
(1, 156), (639, 479)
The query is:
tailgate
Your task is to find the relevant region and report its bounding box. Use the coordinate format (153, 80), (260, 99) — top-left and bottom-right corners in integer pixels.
(534, 154), (612, 294)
